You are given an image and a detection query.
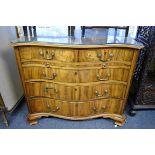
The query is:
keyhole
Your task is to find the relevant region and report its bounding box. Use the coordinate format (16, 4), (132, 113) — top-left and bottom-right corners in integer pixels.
(102, 63), (106, 68)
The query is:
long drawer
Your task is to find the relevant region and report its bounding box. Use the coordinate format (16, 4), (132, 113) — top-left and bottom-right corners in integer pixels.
(18, 46), (135, 63)
(22, 65), (130, 83)
(25, 82), (127, 101)
(28, 98), (124, 117)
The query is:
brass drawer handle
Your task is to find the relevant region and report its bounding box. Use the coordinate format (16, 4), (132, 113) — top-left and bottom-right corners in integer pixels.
(97, 53), (113, 62)
(52, 106), (60, 112)
(92, 103), (106, 113)
(97, 72), (110, 81)
(95, 90), (109, 97)
(43, 72), (57, 80)
(39, 51), (55, 60)
(46, 103), (60, 112)
(44, 87), (58, 94)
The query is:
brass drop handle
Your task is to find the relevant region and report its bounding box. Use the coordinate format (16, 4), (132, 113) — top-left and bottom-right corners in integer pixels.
(95, 90), (109, 97)
(109, 53), (113, 60)
(43, 72), (57, 80)
(97, 53), (106, 62)
(46, 103), (60, 112)
(44, 87), (58, 94)
(97, 53), (113, 62)
(51, 106), (60, 112)
(92, 103), (106, 113)
(39, 51), (55, 60)
(97, 72), (110, 81)
(46, 52), (55, 60)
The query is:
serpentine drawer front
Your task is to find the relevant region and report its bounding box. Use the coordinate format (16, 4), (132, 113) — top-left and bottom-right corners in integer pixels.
(12, 36), (143, 126)
(25, 82), (126, 101)
(28, 98), (124, 118)
(22, 65), (130, 83)
(19, 47), (135, 63)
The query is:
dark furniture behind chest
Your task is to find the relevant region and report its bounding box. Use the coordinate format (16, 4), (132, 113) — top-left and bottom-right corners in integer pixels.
(129, 26), (155, 115)
(81, 26), (129, 37)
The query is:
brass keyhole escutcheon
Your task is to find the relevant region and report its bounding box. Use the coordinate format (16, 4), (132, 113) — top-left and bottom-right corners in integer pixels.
(45, 62), (51, 68)
(102, 63), (106, 68)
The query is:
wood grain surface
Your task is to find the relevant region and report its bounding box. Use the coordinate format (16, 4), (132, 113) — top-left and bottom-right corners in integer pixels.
(13, 44), (143, 126)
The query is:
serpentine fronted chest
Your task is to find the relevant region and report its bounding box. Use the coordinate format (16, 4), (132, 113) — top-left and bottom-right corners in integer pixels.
(12, 36), (143, 126)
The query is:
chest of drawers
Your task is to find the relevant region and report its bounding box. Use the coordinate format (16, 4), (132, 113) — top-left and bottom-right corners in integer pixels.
(12, 36), (143, 126)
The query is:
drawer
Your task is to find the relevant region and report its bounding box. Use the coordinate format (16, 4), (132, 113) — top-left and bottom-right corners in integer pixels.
(79, 83), (127, 100)
(25, 82), (79, 100)
(22, 65), (130, 83)
(18, 46), (78, 62)
(76, 99), (124, 116)
(77, 67), (130, 83)
(25, 82), (127, 101)
(23, 66), (78, 83)
(28, 98), (124, 117)
(79, 48), (135, 63)
(28, 98), (74, 117)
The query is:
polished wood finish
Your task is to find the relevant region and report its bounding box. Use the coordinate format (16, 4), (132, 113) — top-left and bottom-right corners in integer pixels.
(13, 43), (142, 126)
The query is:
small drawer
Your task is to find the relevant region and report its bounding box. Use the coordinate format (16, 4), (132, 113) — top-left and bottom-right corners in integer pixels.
(79, 83), (127, 100)
(25, 82), (79, 101)
(73, 98), (124, 117)
(79, 48), (135, 63)
(18, 46), (78, 62)
(28, 98), (74, 117)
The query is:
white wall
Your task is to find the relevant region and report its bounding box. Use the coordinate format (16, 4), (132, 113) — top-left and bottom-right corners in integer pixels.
(0, 26), (23, 111)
